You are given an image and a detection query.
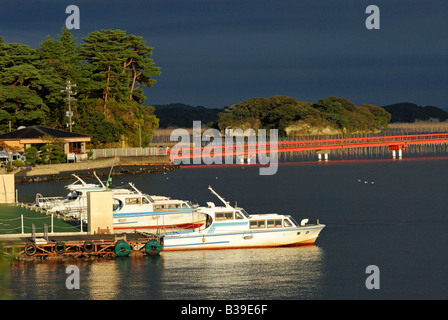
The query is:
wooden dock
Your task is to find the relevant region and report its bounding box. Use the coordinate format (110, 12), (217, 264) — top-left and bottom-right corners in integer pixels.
(0, 232), (164, 260)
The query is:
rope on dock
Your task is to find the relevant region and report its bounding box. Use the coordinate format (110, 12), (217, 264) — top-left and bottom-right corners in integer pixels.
(0, 217), (21, 221)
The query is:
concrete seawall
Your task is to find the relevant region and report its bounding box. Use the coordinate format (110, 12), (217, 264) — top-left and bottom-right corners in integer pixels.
(14, 155), (178, 184)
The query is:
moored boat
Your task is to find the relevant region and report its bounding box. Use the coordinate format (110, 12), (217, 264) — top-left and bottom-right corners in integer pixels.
(34, 173), (207, 232)
(112, 186), (207, 233)
(162, 186), (325, 251)
(35, 173), (106, 213)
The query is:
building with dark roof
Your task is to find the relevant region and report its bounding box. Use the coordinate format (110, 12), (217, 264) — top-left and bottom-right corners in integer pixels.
(0, 126), (91, 154)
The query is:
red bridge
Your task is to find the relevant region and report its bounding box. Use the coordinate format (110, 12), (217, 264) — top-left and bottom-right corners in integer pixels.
(170, 133), (448, 160)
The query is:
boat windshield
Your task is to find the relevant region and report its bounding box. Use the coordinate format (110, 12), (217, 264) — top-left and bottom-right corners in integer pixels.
(185, 201), (196, 208)
(67, 191), (78, 200)
(239, 209), (250, 218)
(289, 217), (300, 227)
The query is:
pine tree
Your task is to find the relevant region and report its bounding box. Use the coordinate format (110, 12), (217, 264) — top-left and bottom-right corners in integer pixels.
(79, 29), (160, 112)
(38, 27), (84, 128)
(0, 40), (50, 130)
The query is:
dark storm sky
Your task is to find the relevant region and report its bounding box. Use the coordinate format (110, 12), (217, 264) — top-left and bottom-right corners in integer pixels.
(0, 0), (447, 108)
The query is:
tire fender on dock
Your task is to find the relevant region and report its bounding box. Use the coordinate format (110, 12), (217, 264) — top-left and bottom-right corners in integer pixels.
(114, 240), (131, 257)
(144, 239), (162, 255)
(55, 242), (66, 254)
(24, 243), (37, 256)
(83, 241), (95, 252)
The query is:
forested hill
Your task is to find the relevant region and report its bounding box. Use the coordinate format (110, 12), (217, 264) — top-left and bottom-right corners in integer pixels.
(154, 100), (448, 132)
(381, 103), (448, 123)
(154, 103), (222, 128)
(217, 96), (391, 136)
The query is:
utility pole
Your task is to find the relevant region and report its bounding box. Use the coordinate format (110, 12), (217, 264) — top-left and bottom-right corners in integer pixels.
(138, 123), (142, 148)
(61, 80), (77, 132)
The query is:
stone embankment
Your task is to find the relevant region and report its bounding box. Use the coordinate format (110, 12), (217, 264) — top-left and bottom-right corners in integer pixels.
(14, 155), (178, 184)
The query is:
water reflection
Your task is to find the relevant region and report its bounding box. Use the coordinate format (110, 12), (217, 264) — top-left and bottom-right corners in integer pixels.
(158, 246), (325, 300)
(85, 259), (120, 300)
(9, 260), (79, 299)
(8, 246), (324, 300)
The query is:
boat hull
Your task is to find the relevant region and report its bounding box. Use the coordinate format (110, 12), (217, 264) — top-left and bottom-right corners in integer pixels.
(162, 224), (325, 251)
(113, 211), (207, 233)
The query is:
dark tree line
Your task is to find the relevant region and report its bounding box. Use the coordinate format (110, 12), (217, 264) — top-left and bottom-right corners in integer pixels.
(0, 27), (160, 147)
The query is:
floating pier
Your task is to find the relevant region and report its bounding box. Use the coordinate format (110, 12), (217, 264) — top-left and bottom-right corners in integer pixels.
(1, 232), (163, 260)
(0, 189), (164, 260)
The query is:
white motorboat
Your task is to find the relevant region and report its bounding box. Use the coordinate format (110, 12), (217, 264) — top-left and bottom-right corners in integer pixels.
(35, 174), (107, 213)
(35, 173), (207, 232)
(161, 186), (325, 251)
(112, 186), (207, 233)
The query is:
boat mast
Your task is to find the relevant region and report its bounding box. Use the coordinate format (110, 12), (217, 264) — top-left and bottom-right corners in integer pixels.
(93, 171), (106, 188)
(128, 182), (142, 195)
(208, 186), (232, 208)
(71, 174), (87, 186)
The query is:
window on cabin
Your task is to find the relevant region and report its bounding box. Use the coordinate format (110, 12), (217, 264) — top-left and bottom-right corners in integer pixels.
(142, 197), (150, 204)
(267, 219), (283, 228)
(125, 198), (140, 205)
(215, 212), (233, 220)
(235, 211), (244, 220)
(240, 209), (250, 218)
(283, 219), (293, 227)
(249, 220), (266, 229)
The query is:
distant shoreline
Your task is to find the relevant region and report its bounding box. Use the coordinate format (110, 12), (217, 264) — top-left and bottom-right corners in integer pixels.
(13, 156), (178, 184)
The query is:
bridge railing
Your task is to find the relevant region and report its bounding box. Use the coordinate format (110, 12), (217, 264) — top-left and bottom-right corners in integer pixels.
(91, 147), (169, 159)
(169, 133), (448, 158)
(277, 133), (448, 148)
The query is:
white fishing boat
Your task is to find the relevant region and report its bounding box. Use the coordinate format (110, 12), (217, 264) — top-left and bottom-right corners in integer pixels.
(34, 173), (207, 232)
(162, 186), (325, 251)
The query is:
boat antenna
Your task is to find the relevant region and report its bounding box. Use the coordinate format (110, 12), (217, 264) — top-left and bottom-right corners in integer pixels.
(105, 157), (117, 190)
(93, 171), (106, 189)
(208, 185), (231, 208)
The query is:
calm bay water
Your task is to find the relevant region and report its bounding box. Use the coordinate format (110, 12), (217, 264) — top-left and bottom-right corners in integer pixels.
(6, 154), (448, 300)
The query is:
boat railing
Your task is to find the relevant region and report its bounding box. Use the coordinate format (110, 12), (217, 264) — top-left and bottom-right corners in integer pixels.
(60, 207), (87, 220)
(35, 194), (65, 209)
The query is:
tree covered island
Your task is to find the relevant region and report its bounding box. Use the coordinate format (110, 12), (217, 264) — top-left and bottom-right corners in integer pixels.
(217, 95), (391, 136)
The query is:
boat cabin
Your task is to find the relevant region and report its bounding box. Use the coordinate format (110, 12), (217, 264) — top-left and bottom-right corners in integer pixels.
(249, 217), (297, 229)
(113, 193), (195, 213)
(201, 202), (300, 231)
